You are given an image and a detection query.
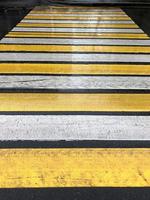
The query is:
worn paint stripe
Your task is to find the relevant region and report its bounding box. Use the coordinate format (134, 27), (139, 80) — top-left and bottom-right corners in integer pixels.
(24, 16), (130, 20)
(0, 93), (149, 111)
(0, 53), (150, 62)
(0, 148), (150, 187)
(12, 27), (143, 33)
(0, 115), (150, 140)
(27, 10), (126, 13)
(45, 7), (122, 11)
(6, 33), (148, 39)
(21, 19), (135, 24)
(45, 6), (122, 9)
(33, 8), (122, 12)
(0, 63), (149, 75)
(0, 76), (150, 89)
(27, 14), (127, 17)
(45, 6), (121, 8)
(17, 23), (138, 28)
(1, 38), (150, 45)
(30, 10), (124, 13)
(1, 44), (150, 53)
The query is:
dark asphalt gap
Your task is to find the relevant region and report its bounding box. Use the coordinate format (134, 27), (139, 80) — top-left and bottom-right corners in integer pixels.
(123, 7), (150, 36)
(0, 188), (149, 200)
(0, 10), (29, 39)
(0, 140), (150, 148)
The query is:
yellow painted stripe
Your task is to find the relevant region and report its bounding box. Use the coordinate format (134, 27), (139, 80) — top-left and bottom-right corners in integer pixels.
(0, 148), (150, 188)
(25, 15), (130, 20)
(17, 23), (138, 28)
(30, 11), (125, 14)
(1, 44), (150, 53)
(7, 32), (148, 39)
(0, 63), (150, 75)
(0, 93), (149, 111)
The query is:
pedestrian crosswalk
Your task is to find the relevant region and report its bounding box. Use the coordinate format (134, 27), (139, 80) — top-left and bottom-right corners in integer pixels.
(0, 5), (150, 195)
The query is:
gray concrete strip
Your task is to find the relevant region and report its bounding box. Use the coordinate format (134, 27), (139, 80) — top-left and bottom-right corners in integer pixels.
(0, 76), (150, 89)
(0, 115), (149, 140)
(0, 53), (150, 62)
(12, 27), (143, 33)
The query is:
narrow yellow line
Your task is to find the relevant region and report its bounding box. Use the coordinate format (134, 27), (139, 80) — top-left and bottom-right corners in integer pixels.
(0, 93), (149, 111)
(25, 15), (130, 20)
(17, 23), (138, 28)
(7, 32), (148, 39)
(30, 11), (125, 14)
(0, 63), (150, 75)
(29, 12), (126, 16)
(1, 44), (150, 53)
(0, 148), (150, 188)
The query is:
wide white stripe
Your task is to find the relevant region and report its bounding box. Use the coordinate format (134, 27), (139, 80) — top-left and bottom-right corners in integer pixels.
(0, 76), (150, 89)
(0, 115), (149, 140)
(0, 53), (149, 62)
(12, 27), (143, 33)
(21, 19), (134, 24)
(31, 10), (123, 13)
(44, 8), (122, 12)
(2, 38), (150, 45)
(32, 8), (122, 11)
(33, 8), (122, 12)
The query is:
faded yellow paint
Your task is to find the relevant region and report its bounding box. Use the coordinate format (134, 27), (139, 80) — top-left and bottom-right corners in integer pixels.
(0, 63), (150, 75)
(25, 15), (130, 20)
(0, 148), (150, 188)
(0, 93), (149, 111)
(1, 44), (150, 53)
(17, 23), (138, 28)
(6, 32), (148, 39)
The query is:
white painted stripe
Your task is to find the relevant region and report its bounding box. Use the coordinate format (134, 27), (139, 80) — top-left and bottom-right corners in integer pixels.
(42, 8), (122, 12)
(0, 38), (145, 45)
(32, 9), (122, 12)
(0, 76), (150, 89)
(1, 38), (150, 45)
(45, 9), (123, 12)
(0, 53), (149, 62)
(32, 9), (122, 11)
(12, 27), (143, 33)
(21, 19), (134, 24)
(0, 115), (149, 140)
